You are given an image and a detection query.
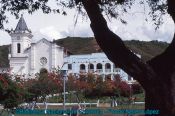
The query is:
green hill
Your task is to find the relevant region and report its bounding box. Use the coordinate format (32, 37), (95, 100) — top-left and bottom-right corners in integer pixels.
(0, 37), (169, 67)
(56, 37), (168, 62)
(124, 40), (168, 61)
(55, 37), (102, 54)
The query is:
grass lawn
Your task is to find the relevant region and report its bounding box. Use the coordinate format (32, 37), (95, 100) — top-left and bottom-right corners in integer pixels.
(46, 93), (145, 103)
(0, 104), (145, 116)
(0, 93), (145, 116)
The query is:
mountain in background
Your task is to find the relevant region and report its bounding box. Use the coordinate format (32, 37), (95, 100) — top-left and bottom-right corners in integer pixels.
(0, 37), (169, 67)
(55, 37), (168, 62)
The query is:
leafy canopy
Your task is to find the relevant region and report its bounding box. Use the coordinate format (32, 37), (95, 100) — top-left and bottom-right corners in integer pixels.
(0, 0), (167, 29)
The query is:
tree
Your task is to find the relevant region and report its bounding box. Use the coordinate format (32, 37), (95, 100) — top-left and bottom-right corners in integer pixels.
(0, 0), (175, 115)
(0, 74), (24, 115)
(79, 74), (131, 98)
(80, 1), (175, 116)
(25, 70), (62, 102)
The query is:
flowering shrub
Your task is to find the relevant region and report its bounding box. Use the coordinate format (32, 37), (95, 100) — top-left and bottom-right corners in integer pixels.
(118, 81), (131, 97)
(76, 73), (132, 98)
(0, 71), (143, 109)
(23, 71), (63, 102)
(0, 74), (24, 109)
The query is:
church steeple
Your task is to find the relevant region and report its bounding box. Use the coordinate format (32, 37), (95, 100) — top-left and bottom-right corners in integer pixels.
(10, 14), (33, 57)
(14, 14), (30, 33)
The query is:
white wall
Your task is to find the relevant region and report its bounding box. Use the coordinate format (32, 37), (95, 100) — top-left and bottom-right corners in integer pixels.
(64, 53), (130, 81)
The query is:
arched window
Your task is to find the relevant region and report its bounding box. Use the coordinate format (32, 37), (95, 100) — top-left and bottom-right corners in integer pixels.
(80, 64), (85, 70)
(89, 63), (94, 69)
(105, 63), (111, 69)
(96, 63), (102, 69)
(17, 43), (21, 53)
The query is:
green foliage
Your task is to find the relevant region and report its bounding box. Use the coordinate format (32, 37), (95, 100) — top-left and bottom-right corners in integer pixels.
(0, 72), (144, 109)
(56, 37), (102, 54)
(131, 83), (144, 94)
(132, 93), (145, 102)
(66, 74), (77, 92)
(0, 74), (24, 109)
(67, 73), (132, 98)
(23, 71), (62, 103)
(0, 0), (168, 29)
(125, 40), (169, 62)
(56, 37), (168, 62)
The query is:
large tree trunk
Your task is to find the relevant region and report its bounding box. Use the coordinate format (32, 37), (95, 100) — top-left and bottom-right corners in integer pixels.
(81, 0), (175, 115)
(144, 76), (175, 116)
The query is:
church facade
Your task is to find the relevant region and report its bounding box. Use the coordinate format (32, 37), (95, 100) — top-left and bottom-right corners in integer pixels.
(8, 15), (133, 81)
(8, 15), (65, 77)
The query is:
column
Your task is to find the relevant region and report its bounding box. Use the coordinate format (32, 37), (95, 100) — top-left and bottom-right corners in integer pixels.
(85, 63), (88, 73)
(51, 44), (56, 69)
(94, 63), (97, 72)
(31, 45), (35, 70)
(102, 64), (105, 74)
(111, 63), (114, 73)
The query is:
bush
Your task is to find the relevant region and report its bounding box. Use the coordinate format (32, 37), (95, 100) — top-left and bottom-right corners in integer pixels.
(0, 74), (24, 109)
(132, 83), (143, 94)
(119, 81), (131, 97)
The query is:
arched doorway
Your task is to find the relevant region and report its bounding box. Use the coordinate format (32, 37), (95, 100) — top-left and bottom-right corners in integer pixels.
(80, 64), (86, 73)
(105, 63), (111, 72)
(88, 63), (94, 72)
(96, 63), (102, 73)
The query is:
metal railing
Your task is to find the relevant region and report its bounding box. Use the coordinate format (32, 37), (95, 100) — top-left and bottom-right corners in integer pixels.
(79, 70), (86, 73)
(105, 69), (111, 73)
(113, 68), (120, 72)
(96, 69), (103, 73)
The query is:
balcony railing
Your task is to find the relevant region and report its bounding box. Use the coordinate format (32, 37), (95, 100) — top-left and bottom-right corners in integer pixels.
(96, 69), (103, 73)
(79, 68), (121, 74)
(79, 70), (86, 73)
(105, 69), (111, 73)
(113, 68), (120, 72)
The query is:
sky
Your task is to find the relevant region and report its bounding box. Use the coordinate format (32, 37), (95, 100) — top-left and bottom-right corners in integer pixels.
(0, 1), (174, 45)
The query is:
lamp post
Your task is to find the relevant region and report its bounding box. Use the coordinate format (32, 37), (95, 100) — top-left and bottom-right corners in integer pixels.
(57, 62), (68, 115)
(128, 81), (132, 104)
(59, 69), (68, 115)
(62, 70), (67, 115)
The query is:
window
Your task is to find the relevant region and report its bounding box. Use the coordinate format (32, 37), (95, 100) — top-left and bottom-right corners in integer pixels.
(80, 64), (85, 70)
(40, 57), (47, 65)
(89, 64), (94, 69)
(97, 63), (102, 69)
(105, 63), (111, 69)
(68, 64), (72, 70)
(17, 43), (21, 53)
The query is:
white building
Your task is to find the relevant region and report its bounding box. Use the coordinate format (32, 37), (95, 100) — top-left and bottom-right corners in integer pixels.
(8, 15), (133, 81)
(64, 53), (131, 81)
(8, 15), (65, 77)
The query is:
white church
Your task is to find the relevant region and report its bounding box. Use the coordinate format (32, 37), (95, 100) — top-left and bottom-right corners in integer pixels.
(8, 15), (134, 81)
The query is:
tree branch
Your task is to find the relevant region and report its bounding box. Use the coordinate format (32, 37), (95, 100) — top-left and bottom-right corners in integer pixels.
(81, 0), (156, 88)
(167, 0), (175, 47)
(147, 0), (175, 79)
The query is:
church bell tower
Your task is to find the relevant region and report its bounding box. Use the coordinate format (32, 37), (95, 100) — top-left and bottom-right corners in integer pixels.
(10, 14), (33, 57)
